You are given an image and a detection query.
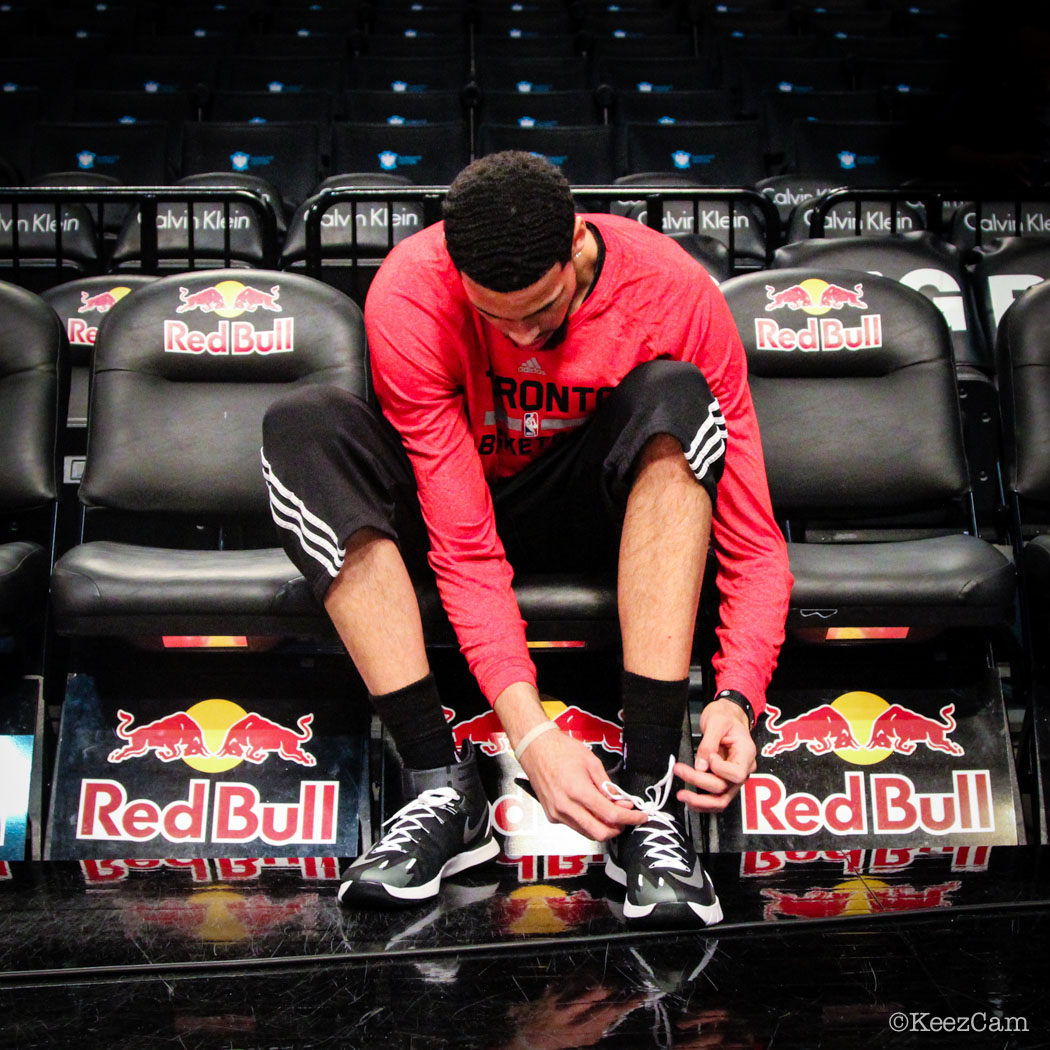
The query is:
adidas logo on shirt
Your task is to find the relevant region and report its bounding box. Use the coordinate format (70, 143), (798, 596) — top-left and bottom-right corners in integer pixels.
(517, 356), (546, 375)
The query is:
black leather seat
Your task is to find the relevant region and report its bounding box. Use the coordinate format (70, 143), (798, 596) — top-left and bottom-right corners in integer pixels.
(971, 237), (1050, 350)
(771, 232), (1000, 520)
(721, 267), (1015, 629)
(279, 173), (422, 306)
(49, 269), (367, 640)
(107, 173), (284, 272)
(477, 124), (618, 184)
(0, 281), (65, 651)
(996, 278), (1050, 644)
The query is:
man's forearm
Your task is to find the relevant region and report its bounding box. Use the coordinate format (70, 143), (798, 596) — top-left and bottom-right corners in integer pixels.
(493, 680), (550, 750)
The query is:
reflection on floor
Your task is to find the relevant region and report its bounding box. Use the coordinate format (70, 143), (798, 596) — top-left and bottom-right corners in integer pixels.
(0, 845), (1046, 1048)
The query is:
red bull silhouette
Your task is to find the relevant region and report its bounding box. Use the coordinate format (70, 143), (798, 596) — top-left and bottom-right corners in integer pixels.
(215, 713), (316, 766)
(760, 886), (854, 921)
(232, 285), (282, 312)
(871, 880), (961, 912)
(108, 709), (211, 763)
(177, 286), (226, 313)
(444, 707), (509, 756)
(761, 704), (863, 757)
(78, 290), (118, 313)
(818, 283), (867, 309)
(866, 703), (965, 756)
(765, 284), (812, 310)
(551, 706), (623, 755)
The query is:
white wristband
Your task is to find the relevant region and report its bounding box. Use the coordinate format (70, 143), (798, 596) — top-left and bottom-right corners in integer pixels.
(513, 720), (558, 763)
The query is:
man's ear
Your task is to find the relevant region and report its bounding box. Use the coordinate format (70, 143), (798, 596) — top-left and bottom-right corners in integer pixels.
(571, 215), (588, 256)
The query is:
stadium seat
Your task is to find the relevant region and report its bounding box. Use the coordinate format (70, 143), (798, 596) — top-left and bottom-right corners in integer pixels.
(107, 173), (284, 273)
(0, 281), (65, 657)
(771, 232), (999, 520)
(624, 121), (766, 184)
(343, 89), (470, 126)
(789, 120), (914, 185)
(479, 90), (602, 128)
(180, 121), (324, 214)
(949, 201), (1050, 255)
(207, 89), (336, 127)
(595, 56), (722, 95)
(761, 89), (881, 170)
(49, 269), (367, 641)
(609, 89), (736, 127)
(331, 122), (471, 184)
(971, 237), (1050, 350)
(611, 174), (774, 272)
(31, 121), (176, 185)
(348, 56), (470, 94)
(280, 173), (423, 306)
(721, 267), (1015, 630)
(477, 124), (618, 184)
(474, 56), (591, 95)
(997, 276), (1050, 650)
(0, 193), (102, 291)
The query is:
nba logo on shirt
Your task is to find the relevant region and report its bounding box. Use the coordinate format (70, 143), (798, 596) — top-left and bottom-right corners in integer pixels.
(524, 412), (539, 437)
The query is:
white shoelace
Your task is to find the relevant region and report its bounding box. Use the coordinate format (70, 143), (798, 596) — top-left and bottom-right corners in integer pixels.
(370, 787), (461, 857)
(602, 755), (691, 875)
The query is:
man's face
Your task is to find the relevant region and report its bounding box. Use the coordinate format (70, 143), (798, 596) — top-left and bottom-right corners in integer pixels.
(461, 258), (577, 351)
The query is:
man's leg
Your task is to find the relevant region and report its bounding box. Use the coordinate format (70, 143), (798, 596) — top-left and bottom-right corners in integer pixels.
(261, 386), (497, 906)
(519, 359), (725, 928)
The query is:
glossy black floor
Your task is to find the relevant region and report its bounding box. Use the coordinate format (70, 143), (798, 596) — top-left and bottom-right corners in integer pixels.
(3, 650), (1049, 1048)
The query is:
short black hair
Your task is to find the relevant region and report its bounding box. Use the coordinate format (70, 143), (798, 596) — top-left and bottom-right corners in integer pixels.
(443, 151), (576, 292)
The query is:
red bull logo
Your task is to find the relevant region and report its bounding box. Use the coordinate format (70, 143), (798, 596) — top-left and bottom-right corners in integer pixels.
(757, 278), (881, 352)
(443, 699), (622, 759)
(761, 877), (962, 920)
(164, 280), (293, 355)
(761, 692), (965, 763)
(107, 702), (315, 769)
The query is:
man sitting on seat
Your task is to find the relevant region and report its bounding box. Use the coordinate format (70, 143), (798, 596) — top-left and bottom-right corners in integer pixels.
(261, 151), (792, 927)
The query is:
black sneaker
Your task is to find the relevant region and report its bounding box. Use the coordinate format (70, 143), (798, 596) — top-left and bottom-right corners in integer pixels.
(338, 743), (499, 908)
(604, 757), (723, 928)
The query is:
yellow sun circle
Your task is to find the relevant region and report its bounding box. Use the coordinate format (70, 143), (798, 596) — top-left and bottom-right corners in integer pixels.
(212, 280), (249, 318)
(831, 691), (892, 765)
(799, 278), (833, 315)
(182, 698), (249, 773)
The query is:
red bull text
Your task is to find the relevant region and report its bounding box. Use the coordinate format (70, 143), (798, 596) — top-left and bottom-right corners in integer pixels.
(76, 779), (338, 846)
(742, 770), (994, 836)
(757, 280), (882, 352)
(163, 318), (294, 355)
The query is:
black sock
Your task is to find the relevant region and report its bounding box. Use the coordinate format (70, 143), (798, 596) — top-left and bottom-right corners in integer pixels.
(621, 670), (690, 776)
(369, 673), (457, 771)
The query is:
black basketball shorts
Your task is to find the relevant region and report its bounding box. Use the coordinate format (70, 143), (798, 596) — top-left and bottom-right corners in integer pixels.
(261, 358), (726, 605)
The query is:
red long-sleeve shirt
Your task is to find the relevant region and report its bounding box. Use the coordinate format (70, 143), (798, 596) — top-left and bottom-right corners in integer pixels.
(365, 214), (791, 714)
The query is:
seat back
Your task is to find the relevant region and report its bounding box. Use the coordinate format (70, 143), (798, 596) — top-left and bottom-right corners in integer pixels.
(722, 267), (968, 523)
(624, 121), (766, 184)
(181, 121), (323, 211)
(773, 231), (987, 372)
(477, 124), (617, 184)
(996, 279), (1050, 513)
(0, 281), (64, 516)
(331, 122), (470, 184)
(971, 238), (1050, 348)
(78, 269), (366, 523)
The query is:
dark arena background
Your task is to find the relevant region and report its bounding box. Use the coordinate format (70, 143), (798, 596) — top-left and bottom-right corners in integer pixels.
(2, 1), (1050, 1047)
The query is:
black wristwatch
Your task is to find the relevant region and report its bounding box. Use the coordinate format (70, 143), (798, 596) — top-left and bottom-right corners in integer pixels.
(713, 689), (756, 730)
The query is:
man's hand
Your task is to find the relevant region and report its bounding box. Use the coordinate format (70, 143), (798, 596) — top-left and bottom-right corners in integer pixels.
(674, 698), (756, 813)
(518, 728), (646, 841)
